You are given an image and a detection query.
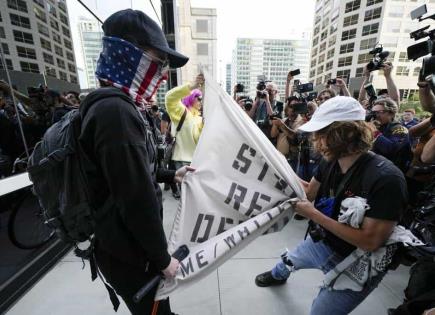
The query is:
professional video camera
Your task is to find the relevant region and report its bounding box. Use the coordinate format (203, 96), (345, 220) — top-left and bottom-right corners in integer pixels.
(290, 80), (314, 115)
(367, 45), (390, 72)
(407, 5), (435, 83)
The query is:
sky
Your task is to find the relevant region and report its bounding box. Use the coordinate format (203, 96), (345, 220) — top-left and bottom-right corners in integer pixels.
(66, 0), (316, 83)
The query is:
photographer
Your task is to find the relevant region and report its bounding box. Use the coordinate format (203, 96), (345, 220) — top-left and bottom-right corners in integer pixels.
(326, 78), (351, 97)
(270, 96), (304, 167)
(370, 98), (412, 173)
(248, 81), (283, 141)
(415, 80), (435, 163)
(317, 88), (336, 105)
(358, 62), (400, 107)
(236, 96), (253, 115)
(255, 96), (408, 315)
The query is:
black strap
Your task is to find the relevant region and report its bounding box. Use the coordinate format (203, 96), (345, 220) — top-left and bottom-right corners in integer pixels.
(175, 109), (187, 133)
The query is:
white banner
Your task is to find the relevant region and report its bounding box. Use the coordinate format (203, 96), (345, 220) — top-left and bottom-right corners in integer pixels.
(155, 72), (305, 300)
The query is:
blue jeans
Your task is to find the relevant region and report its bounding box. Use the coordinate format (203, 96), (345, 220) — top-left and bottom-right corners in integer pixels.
(271, 237), (387, 315)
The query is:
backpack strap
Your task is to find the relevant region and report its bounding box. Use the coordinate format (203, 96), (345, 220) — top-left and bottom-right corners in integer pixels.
(175, 108), (188, 134)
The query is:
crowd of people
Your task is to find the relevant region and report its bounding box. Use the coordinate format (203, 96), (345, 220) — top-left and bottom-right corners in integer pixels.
(1, 7), (435, 315)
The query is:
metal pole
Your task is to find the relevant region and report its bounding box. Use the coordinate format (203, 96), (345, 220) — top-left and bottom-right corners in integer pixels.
(0, 43), (30, 159)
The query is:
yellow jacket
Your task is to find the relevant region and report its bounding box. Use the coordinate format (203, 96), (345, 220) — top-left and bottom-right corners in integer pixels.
(165, 84), (203, 162)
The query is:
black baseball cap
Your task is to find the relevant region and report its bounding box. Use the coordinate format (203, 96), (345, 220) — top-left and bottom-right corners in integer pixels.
(102, 9), (189, 68)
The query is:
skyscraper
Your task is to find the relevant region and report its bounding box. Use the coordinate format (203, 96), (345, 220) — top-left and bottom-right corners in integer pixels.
(232, 38), (311, 98)
(77, 17), (103, 89)
(308, 0), (434, 98)
(226, 63), (231, 95)
(0, 0), (79, 92)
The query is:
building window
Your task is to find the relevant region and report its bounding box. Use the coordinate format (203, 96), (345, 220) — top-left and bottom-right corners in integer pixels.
(330, 22), (338, 34)
(311, 59), (316, 68)
(52, 32), (61, 44)
(40, 37), (52, 51)
(358, 53), (372, 64)
(396, 66), (410, 76)
(33, 0), (44, 8)
(322, 17), (330, 30)
(13, 30), (34, 44)
(70, 75), (78, 84)
(64, 39), (73, 50)
(197, 43), (208, 56)
(196, 20), (208, 33)
(59, 13), (68, 26)
(62, 26), (70, 37)
(34, 7), (47, 23)
(318, 54), (325, 63)
(314, 25), (320, 34)
(317, 65), (324, 75)
(312, 47), (318, 56)
(0, 59), (14, 71)
(338, 56), (353, 67)
(47, 3), (57, 18)
(17, 46), (37, 59)
(364, 7), (382, 21)
(362, 23), (379, 36)
(54, 45), (64, 57)
(68, 63), (76, 73)
(2, 43), (10, 55)
(327, 48), (335, 59)
(341, 29), (357, 40)
(355, 67), (364, 77)
(367, 0), (382, 6)
(383, 36), (399, 48)
(345, 0), (360, 13)
(50, 18), (59, 31)
(329, 35), (336, 47)
(316, 77), (323, 85)
(389, 6), (404, 18)
(43, 52), (54, 65)
(324, 73), (332, 82)
(313, 36), (319, 46)
(59, 1), (67, 13)
(57, 58), (66, 69)
(45, 66), (56, 77)
(0, 27), (5, 39)
(320, 42), (327, 51)
(336, 69), (351, 81)
(340, 42), (355, 54)
(59, 71), (68, 81)
(66, 51), (74, 62)
(321, 30), (328, 41)
(7, 0), (27, 13)
(413, 67), (421, 76)
(360, 37), (377, 50)
(10, 13), (31, 29)
(310, 69), (316, 78)
(343, 14), (359, 27)
(398, 52), (408, 62)
(325, 61), (333, 71)
(38, 23), (49, 37)
(20, 61), (39, 73)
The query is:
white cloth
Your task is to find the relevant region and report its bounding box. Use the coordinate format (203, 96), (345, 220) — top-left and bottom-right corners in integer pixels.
(323, 197), (424, 291)
(155, 71), (306, 300)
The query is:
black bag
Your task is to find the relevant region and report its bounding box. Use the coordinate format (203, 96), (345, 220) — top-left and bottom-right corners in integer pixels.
(164, 109), (187, 163)
(27, 109), (93, 243)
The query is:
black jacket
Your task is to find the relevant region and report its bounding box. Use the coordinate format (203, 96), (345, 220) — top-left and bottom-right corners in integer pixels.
(79, 87), (174, 270)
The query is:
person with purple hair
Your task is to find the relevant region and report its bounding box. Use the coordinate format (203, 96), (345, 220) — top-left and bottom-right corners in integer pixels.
(165, 74), (205, 170)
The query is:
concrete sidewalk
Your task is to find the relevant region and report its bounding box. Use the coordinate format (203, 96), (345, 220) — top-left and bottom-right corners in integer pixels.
(7, 190), (409, 315)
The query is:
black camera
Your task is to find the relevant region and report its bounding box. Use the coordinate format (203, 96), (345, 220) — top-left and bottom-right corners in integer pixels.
(297, 83), (314, 94)
(364, 83), (378, 106)
(239, 96), (253, 111)
(235, 83), (244, 93)
(256, 81), (267, 99)
(306, 92), (318, 102)
(407, 5), (435, 82)
(367, 45), (390, 72)
(327, 78), (337, 85)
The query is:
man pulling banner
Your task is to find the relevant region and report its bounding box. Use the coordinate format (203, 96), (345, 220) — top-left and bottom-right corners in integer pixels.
(155, 72), (305, 300)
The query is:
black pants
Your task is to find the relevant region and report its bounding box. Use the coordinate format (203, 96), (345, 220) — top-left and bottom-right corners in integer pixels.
(95, 246), (172, 315)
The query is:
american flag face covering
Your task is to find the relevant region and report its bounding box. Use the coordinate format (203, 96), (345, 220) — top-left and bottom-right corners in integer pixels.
(95, 36), (167, 108)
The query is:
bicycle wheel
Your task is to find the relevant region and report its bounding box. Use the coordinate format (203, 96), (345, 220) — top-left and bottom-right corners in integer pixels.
(8, 189), (55, 249)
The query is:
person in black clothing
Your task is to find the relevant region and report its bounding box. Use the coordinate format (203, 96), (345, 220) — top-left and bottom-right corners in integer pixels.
(255, 96), (408, 315)
(78, 9), (189, 315)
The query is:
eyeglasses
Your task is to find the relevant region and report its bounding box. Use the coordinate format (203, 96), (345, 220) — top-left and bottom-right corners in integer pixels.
(196, 96), (203, 101)
(318, 96), (330, 102)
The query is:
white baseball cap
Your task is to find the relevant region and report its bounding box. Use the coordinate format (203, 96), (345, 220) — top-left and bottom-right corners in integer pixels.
(298, 96), (366, 132)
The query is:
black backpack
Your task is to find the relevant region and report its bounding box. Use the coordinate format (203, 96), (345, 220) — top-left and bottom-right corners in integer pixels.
(27, 109), (93, 244)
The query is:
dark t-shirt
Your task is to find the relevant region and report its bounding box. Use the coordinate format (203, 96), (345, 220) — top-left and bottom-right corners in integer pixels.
(313, 152), (408, 256)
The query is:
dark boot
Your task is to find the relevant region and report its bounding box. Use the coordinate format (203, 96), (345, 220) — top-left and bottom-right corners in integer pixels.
(255, 271), (287, 287)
